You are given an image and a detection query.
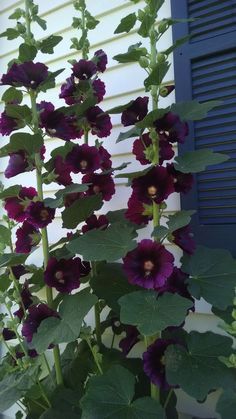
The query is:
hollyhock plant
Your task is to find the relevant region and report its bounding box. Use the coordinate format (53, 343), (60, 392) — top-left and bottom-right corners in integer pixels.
(121, 96), (149, 126)
(4, 146), (46, 179)
(50, 155), (73, 186)
(82, 214), (109, 233)
(4, 186), (37, 222)
(98, 145), (112, 170)
(60, 76), (105, 105)
(154, 112), (189, 144)
(14, 282), (33, 320)
(26, 201), (55, 228)
(82, 172), (115, 201)
(159, 267), (194, 307)
(172, 225), (196, 255)
(167, 163), (194, 194)
(133, 133), (174, 165)
(66, 144), (101, 174)
(1, 61), (49, 90)
(22, 304), (59, 343)
(85, 106), (112, 138)
(15, 221), (41, 254)
(125, 194), (152, 225)
(44, 257), (90, 293)
(64, 191), (85, 208)
(93, 49), (108, 72)
(72, 59), (97, 80)
(123, 239), (174, 289)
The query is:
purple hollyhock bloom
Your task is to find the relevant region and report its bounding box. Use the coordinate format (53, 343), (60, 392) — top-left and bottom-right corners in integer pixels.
(44, 257), (90, 293)
(1, 61), (48, 90)
(4, 151), (28, 178)
(15, 221), (41, 254)
(82, 214), (109, 234)
(133, 133), (174, 166)
(98, 145), (112, 170)
(14, 282), (33, 320)
(172, 225), (196, 255)
(22, 303), (59, 343)
(60, 76), (105, 105)
(72, 59), (97, 80)
(66, 144), (101, 174)
(159, 139), (175, 164)
(64, 192), (85, 208)
(166, 163), (194, 194)
(159, 267), (194, 304)
(52, 155), (73, 186)
(82, 172), (115, 201)
(125, 194), (152, 226)
(4, 186), (37, 222)
(59, 76), (76, 105)
(93, 50), (108, 72)
(123, 239), (174, 289)
(86, 106), (112, 138)
(0, 111), (18, 135)
(132, 166), (175, 205)
(2, 328), (16, 341)
(119, 325), (140, 356)
(11, 265), (27, 279)
(154, 112), (189, 144)
(92, 79), (106, 103)
(121, 97), (149, 126)
(26, 201), (55, 228)
(38, 101), (82, 141)
(143, 338), (176, 390)
(159, 85), (175, 98)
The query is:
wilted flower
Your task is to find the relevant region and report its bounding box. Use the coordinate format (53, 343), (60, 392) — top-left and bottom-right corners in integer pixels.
(26, 201), (55, 228)
(121, 97), (149, 126)
(82, 172), (115, 201)
(82, 214), (109, 233)
(85, 106), (112, 138)
(22, 304), (59, 343)
(4, 186), (37, 222)
(123, 239), (174, 289)
(1, 61), (48, 90)
(167, 163), (194, 194)
(131, 166), (175, 205)
(172, 225), (196, 255)
(154, 112), (189, 144)
(44, 257), (90, 293)
(15, 221), (41, 254)
(66, 144), (101, 174)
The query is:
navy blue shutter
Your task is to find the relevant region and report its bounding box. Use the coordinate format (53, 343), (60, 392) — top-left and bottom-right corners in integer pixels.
(170, 0), (236, 255)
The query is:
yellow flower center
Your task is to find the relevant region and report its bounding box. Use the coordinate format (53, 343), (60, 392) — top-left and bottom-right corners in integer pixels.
(40, 209), (49, 220)
(148, 186), (157, 199)
(80, 160), (88, 169)
(55, 271), (65, 284)
(144, 260), (154, 276)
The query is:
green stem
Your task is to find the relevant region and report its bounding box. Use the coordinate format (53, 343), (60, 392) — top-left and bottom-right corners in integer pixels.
(145, 335), (160, 401)
(164, 389), (174, 410)
(94, 302), (102, 348)
(85, 338), (103, 374)
(81, 4), (88, 59)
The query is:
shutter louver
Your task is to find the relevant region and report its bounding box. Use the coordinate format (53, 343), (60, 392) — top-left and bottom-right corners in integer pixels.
(171, 0), (236, 254)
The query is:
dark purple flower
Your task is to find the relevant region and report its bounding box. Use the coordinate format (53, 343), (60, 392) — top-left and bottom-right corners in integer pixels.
(11, 265), (27, 279)
(82, 214), (109, 233)
(4, 151), (28, 178)
(166, 163), (194, 194)
(60, 76), (105, 105)
(2, 328), (16, 341)
(172, 225), (196, 255)
(119, 326), (140, 356)
(15, 221), (41, 254)
(154, 112), (189, 144)
(66, 144), (100, 174)
(38, 101), (82, 141)
(121, 97), (149, 126)
(0, 111), (18, 135)
(123, 239), (174, 289)
(26, 201), (55, 228)
(22, 303), (59, 343)
(44, 257), (90, 293)
(159, 139), (175, 164)
(86, 106), (112, 138)
(1, 62), (48, 90)
(82, 172), (115, 201)
(159, 267), (194, 307)
(93, 50), (108, 72)
(59, 76), (77, 105)
(159, 85), (175, 98)
(4, 186), (37, 222)
(125, 194), (152, 226)
(15, 349), (38, 362)
(98, 145), (112, 170)
(52, 155), (73, 186)
(64, 192), (85, 208)
(14, 282), (33, 320)
(132, 166), (175, 205)
(143, 338), (175, 390)
(72, 59), (97, 80)
(92, 79), (106, 103)
(133, 133), (174, 166)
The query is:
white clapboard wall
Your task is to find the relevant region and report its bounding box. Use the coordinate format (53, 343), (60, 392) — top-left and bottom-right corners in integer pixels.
(0, 1), (222, 418)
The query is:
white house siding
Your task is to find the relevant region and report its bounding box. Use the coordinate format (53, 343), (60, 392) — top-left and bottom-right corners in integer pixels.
(0, 1), (223, 418)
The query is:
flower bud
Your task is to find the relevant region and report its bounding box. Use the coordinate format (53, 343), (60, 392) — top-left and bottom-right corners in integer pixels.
(158, 21), (168, 34)
(232, 308), (236, 320)
(139, 56), (149, 68)
(159, 85), (175, 98)
(157, 53), (166, 63)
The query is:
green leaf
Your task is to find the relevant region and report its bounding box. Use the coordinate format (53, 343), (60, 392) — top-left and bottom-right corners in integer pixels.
(80, 365), (164, 419)
(90, 263), (139, 314)
(40, 388), (81, 419)
(115, 166), (152, 181)
(136, 108), (167, 129)
(119, 291), (192, 336)
(0, 253), (28, 268)
(9, 8), (24, 20)
(116, 126), (143, 143)
(62, 194), (103, 229)
(149, 0), (165, 14)
(164, 35), (190, 55)
(165, 331), (235, 400)
(0, 133), (43, 157)
(113, 44), (147, 64)
(216, 390), (236, 419)
(167, 210), (196, 232)
(106, 100), (134, 114)
(138, 14), (155, 38)
(114, 13), (137, 34)
(0, 225), (11, 247)
(0, 28), (19, 40)
(171, 100), (221, 121)
(39, 69), (65, 92)
(2, 87), (23, 104)
(5, 104), (32, 124)
(40, 35), (63, 54)
(32, 288), (97, 353)
(151, 225), (169, 241)
(182, 246), (236, 309)
(18, 43), (37, 62)
(0, 274), (11, 292)
(44, 184), (89, 209)
(67, 222), (137, 262)
(144, 62), (170, 89)
(174, 149), (229, 173)
(0, 185), (21, 199)
(34, 16), (47, 30)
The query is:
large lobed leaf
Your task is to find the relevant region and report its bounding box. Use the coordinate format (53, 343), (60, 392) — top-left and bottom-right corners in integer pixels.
(174, 148), (229, 173)
(62, 194), (103, 229)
